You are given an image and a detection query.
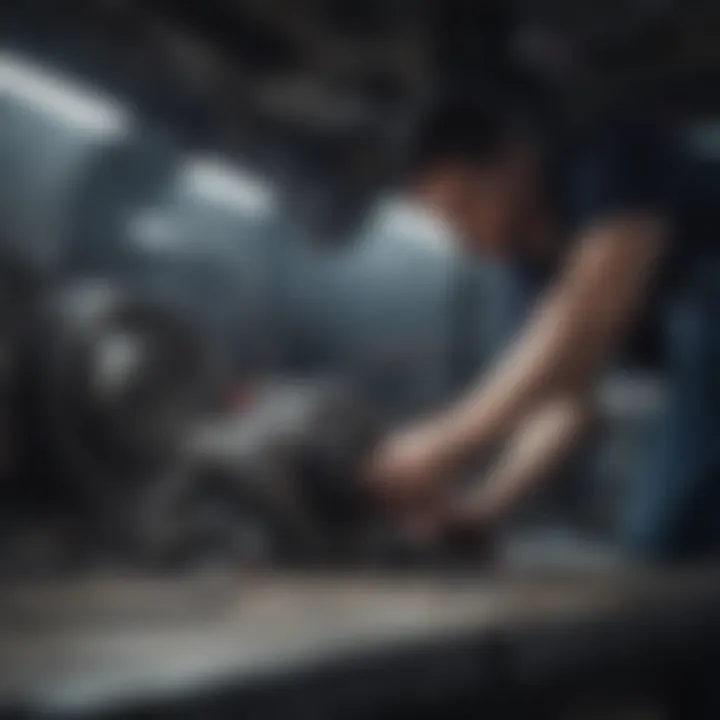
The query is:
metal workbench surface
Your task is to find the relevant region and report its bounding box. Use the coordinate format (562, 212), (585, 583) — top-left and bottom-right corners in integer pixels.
(2, 569), (720, 718)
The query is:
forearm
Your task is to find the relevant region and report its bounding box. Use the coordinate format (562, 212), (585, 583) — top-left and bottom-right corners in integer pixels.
(437, 289), (593, 463)
(435, 218), (666, 468)
(451, 394), (595, 526)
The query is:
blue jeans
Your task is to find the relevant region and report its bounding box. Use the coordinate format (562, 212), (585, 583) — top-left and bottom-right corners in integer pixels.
(622, 264), (720, 563)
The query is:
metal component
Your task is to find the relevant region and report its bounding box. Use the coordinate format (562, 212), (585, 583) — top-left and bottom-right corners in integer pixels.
(0, 254), (48, 487)
(3, 570), (720, 719)
(9, 279), (218, 560)
(185, 379), (384, 564)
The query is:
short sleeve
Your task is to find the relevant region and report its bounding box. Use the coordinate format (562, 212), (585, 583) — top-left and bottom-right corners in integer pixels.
(566, 122), (676, 233)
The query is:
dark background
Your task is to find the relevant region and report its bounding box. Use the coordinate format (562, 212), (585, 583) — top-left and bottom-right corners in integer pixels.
(5, 0), (719, 240)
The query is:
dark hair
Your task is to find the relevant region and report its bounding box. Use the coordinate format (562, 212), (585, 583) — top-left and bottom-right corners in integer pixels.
(407, 94), (534, 178)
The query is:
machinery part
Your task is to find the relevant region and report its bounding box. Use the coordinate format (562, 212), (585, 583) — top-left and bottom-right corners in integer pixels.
(186, 379), (385, 564)
(13, 279), (219, 557)
(186, 378), (495, 569)
(169, 466), (327, 568)
(0, 53), (176, 274)
(0, 253), (48, 487)
(117, 156), (282, 376)
(0, 253), (47, 337)
(287, 379), (382, 527)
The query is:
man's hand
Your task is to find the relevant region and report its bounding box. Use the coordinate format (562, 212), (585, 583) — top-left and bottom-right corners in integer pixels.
(367, 391), (594, 555)
(365, 419), (463, 512)
(366, 215), (666, 532)
(390, 499), (499, 565)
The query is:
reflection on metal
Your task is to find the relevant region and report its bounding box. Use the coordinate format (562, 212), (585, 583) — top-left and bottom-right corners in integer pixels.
(685, 122), (720, 158)
(91, 331), (149, 400)
(0, 53), (129, 135)
(179, 158), (277, 218)
(125, 211), (183, 253)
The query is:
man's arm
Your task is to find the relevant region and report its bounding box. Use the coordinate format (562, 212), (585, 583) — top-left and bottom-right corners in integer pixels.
(448, 394), (595, 528)
(434, 215), (669, 469)
(367, 126), (675, 514)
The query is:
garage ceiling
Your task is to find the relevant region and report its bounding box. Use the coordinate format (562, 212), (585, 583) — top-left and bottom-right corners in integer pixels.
(5, 0), (719, 238)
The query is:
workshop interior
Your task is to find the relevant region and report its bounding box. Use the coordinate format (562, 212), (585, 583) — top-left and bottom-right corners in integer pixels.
(1, 0), (720, 718)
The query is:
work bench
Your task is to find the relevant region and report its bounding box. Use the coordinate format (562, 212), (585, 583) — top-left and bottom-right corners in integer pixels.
(2, 569), (720, 718)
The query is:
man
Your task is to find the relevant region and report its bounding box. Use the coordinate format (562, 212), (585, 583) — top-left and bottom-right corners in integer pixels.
(366, 96), (720, 562)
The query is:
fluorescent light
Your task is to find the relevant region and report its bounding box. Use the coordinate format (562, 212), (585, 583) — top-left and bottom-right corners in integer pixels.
(179, 158), (277, 218)
(0, 52), (129, 135)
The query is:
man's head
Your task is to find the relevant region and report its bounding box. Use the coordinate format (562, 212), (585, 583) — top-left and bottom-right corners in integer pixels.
(407, 97), (547, 260)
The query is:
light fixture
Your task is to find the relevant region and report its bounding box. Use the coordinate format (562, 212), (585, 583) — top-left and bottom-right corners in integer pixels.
(0, 52), (129, 135)
(179, 157), (278, 218)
